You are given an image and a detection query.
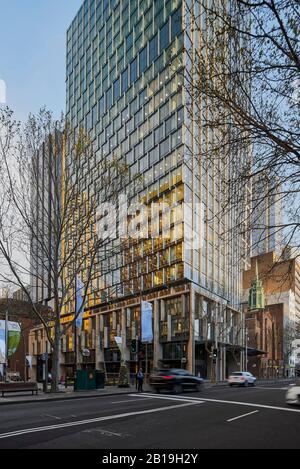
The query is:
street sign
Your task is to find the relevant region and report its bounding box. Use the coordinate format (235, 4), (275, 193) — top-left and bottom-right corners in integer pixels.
(41, 353), (48, 362)
(181, 357), (187, 364)
(81, 348), (90, 357)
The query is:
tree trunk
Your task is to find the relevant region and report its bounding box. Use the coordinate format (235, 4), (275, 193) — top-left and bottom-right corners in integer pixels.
(51, 322), (61, 393)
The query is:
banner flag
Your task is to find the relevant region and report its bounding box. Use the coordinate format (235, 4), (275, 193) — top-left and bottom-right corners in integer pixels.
(75, 277), (85, 329)
(141, 301), (153, 343)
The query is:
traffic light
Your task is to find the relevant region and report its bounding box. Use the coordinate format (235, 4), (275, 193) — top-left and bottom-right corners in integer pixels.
(212, 348), (218, 364)
(131, 339), (137, 353)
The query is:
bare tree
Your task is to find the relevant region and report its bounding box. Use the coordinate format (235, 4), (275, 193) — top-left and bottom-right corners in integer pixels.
(0, 107), (129, 392)
(184, 0), (300, 258)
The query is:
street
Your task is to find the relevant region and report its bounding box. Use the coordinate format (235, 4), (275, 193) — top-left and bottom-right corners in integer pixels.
(0, 384), (299, 449)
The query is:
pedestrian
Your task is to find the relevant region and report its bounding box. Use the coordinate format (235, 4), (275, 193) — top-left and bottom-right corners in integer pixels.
(136, 368), (144, 392)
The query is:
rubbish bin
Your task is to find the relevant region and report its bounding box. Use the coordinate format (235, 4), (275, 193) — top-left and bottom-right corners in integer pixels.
(75, 370), (96, 391)
(95, 370), (105, 389)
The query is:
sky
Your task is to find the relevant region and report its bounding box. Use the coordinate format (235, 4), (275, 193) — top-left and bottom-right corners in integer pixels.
(0, 0), (83, 122)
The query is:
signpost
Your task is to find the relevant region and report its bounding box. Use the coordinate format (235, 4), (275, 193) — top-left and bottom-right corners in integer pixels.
(42, 353), (49, 393)
(81, 348), (90, 358)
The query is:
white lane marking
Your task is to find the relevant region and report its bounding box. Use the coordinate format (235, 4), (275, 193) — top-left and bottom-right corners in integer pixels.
(83, 428), (123, 437)
(143, 393), (300, 414)
(38, 394), (131, 404)
(199, 398), (300, 413)
(227, 410), (259, 422)
(111, 398), (151, 404)
(42, 414), (62, 421)
(255, 387), (288, 390)
(0, 401), (200, 440)
(129, 393), (205, 404)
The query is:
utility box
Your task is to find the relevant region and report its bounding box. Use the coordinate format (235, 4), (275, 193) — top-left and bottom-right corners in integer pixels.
(95, 370), (105, 389)
(75, 370), (96, 391)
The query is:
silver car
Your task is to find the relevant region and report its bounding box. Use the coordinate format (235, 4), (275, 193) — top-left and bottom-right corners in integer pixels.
(228, 371), (256, 387)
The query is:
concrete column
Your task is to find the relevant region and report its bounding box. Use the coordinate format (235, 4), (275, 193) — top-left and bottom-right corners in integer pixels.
(187, 288), (195, 374)
(153, 299), (162, 369)
(167, 313), (172, 342)
(240, 350), (244, 371)
(215, 304), (219, 381)
(221, 345), (227, 381)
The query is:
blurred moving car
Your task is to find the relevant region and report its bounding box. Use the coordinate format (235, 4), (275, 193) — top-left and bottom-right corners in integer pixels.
(227, 371), (256, 387)
(7, 372), (22, 382)
(149, 369), (203, 394)
(286, 380), (300, 406)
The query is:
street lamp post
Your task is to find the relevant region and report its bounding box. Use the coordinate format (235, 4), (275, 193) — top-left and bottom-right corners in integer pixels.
(4, 310), (8, 382)
(245, 325), (248, 372)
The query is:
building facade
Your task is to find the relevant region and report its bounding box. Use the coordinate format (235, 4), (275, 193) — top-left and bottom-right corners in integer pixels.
(29, 0), (248, 382)
(30, 132), (62, 305)
(243, 251), (300, 377)
(251, 173), (282, 256)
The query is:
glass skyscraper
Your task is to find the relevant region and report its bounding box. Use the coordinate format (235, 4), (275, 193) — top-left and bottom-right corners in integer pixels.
(60, 0), (247, 380)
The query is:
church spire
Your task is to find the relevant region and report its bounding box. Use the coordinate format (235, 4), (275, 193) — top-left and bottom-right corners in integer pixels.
(249, 259), (265, 310)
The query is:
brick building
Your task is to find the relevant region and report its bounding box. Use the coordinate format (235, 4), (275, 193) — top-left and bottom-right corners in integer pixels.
(243, 251), (300, 377)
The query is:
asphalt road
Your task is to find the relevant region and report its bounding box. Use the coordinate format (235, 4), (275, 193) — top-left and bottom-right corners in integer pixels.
(0, 384), (299, 449)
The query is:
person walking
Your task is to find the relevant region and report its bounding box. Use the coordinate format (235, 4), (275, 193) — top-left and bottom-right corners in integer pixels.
(136, 368), (144, 392)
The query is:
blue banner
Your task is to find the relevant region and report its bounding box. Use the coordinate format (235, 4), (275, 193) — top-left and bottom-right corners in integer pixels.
(75, 276), (84, 328)
(141, 301), (153, 343)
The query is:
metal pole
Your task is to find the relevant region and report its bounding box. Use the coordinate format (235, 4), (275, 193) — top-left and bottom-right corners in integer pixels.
(245, 326), (248, 372)
(43, 355), (48, 393)
(140, 291), (142, 373)
(145, 343), (148, 383)
(4, 310), (8, 382)
(74, 324), (77, 391)
(74, 278), (78, 392)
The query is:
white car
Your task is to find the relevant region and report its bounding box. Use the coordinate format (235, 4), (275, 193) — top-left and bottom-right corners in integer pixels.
(286, 381), (300, 406)
(227, 371), (256, 387)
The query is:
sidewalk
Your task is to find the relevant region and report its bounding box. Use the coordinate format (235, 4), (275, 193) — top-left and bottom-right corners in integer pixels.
(0, 384), (139, 406)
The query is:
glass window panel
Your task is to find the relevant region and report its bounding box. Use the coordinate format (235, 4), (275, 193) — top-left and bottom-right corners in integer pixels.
(130, 58), (138, 83)
(160, 21), (170, 51)
(149, 34), (158, 62)
(139, 45), (148, 74)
